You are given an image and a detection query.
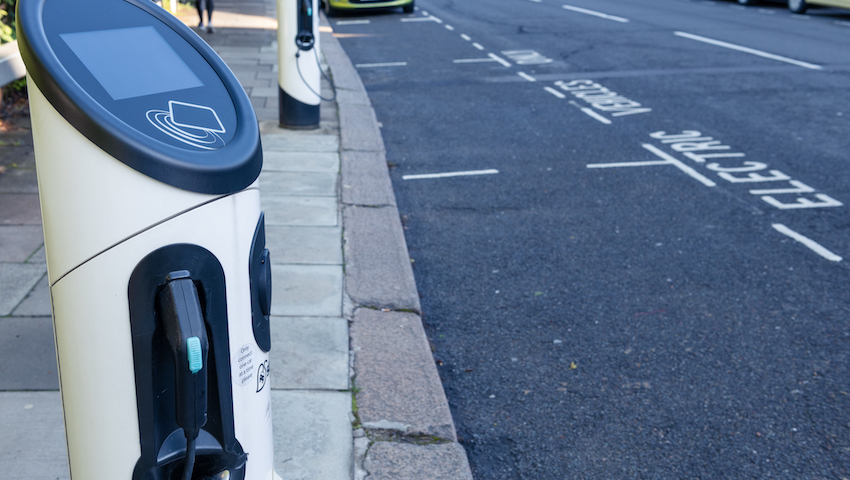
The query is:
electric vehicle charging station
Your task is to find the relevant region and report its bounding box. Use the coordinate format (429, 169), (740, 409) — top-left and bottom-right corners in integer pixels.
(18, 0), (277, 478)
(277, 0), (321, 129)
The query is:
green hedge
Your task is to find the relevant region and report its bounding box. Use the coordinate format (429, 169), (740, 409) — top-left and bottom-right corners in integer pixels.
(0, 0), (16, 44)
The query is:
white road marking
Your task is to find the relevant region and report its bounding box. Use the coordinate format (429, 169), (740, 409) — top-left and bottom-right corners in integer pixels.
(460, 34), (472, 41)
(401, 16), (440, 22)
(403, 169), (499, 180)
(580, 107), (612, 124)
(587, 145), (717, 187)
(453, 58), (499, 64)
(488, 53), (512, 67)
(544, 86), (566, 98)
(356, 62), (408, 68)
(562, 5), (629, 23)
(674, 31), (822, 70)
(336, 20), (370, 25)
(445, 25), (455, 30)
(530, 0), (542, 2)
(472, 42), (485, 50)
(567, 101), (611, 124)
(518, 72), (537, 82)
(836, 20), (850, 27)
(772, 224), (842, 262)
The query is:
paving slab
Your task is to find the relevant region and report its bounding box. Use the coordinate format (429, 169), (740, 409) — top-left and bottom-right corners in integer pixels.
(364, 442), (473, 480)
(0, 193), (41, 225)
(270, 316), (349, 390)
(351, 309), (456, 441)
(0, 263), (47, 316)
(259, 171), (338, 197)
(266, 225), (342, 265)
(0, 225), (44, 262)
(11, 273), (51, 317)
(262, 134), (340, 153)
(343, 206), (420, 312)
(272, 390), (352, 480)
(262, 151), (340, 173)
(0, 316), (58, 390)
(0, 392), (68, 479)
(261, 196), (338, 227)
(270, 264), (343, 317)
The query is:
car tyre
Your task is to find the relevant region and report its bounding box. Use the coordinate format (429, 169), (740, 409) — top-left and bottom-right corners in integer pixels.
(403, 0), (414, 13)
(738, 0), (758, 5)
(788, 0), (808, 13)
(323, 0), (340, 17)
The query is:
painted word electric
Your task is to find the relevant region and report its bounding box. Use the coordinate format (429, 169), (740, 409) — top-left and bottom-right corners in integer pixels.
(651, 130), (841, 210)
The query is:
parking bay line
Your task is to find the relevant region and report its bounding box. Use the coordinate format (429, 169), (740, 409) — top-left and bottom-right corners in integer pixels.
(356, 62), (408, 68)
(674, 31), (822, 70)
(587, 144), (717, 187)
(562, 5), (629, 23)
(772, 224), (842, 262)
(403, 169), (499, 180)
(401, 16), (441, 23)
(454, 58), (499, 64)
(488, 53), (511, 67)
(336, 20), (370, 25)
(567, 101), (612, 124)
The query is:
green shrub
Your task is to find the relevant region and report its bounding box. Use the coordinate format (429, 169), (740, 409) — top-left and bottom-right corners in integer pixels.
(0, 0), (16, 44)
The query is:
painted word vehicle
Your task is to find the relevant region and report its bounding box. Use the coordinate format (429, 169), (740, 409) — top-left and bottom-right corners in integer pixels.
(651, 130), (842, 210)
(556, 79), (651, 117)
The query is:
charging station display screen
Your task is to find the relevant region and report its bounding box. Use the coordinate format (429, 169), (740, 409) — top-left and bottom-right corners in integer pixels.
(61, 26), (204, 101)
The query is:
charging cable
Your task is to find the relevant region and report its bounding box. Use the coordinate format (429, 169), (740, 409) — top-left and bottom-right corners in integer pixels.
(295, 47), (337, 102)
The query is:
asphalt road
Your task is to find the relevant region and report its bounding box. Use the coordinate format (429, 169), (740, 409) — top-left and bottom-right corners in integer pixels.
(332, 0), (850, 477)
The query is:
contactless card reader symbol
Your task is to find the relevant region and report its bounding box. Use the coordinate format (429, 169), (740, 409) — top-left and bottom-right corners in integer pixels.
(147, 101), (226, 150)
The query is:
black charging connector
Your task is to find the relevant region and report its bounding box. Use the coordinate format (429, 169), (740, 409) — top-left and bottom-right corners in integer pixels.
(295, 0), (315, 51)
(158, 270), (210, 480)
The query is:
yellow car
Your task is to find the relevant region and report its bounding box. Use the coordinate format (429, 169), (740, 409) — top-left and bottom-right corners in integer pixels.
(738, 0), (850, 13)
(788, 0), (850, 13)
(322, 0), (414, 16)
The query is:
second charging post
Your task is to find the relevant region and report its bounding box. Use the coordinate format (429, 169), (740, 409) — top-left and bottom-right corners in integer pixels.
(277, 0), (321, 129)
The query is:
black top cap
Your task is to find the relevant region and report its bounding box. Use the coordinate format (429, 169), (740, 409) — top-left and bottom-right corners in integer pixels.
(17, 0), (262, 195)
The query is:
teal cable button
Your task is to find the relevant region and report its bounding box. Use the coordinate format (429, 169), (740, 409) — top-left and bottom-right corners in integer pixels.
(187, 337), (202, 373)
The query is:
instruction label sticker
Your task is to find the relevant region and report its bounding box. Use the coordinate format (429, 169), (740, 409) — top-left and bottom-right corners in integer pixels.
(234, 344), (255, 387)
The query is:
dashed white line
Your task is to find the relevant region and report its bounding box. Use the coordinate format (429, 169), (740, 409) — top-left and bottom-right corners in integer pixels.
(772, 224), (842, 262)
(336, 20), (370, 25)
(401, 16), (439, 22)
(562, 5), (629, 23)
(674, 31), (822, 70)
(453, 58), (499, 64)
(518, 72), (537, 82)
(445, 25), (455, 31)
(460, 34), (471, 41)
(544, 86), (566, 99)
(403, 169), (500, 180)
(567, 101), (612, 124)
(579, 107), (612, 124)
(356, 62), (408, 68)
(472, 42), (485, 50)
(530, 0), (542, 2)
(488, 53), (512, 67)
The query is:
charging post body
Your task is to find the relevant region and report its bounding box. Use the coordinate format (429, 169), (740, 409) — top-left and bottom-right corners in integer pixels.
(18, 0), (277, 478)
(277, 0), (321, 129)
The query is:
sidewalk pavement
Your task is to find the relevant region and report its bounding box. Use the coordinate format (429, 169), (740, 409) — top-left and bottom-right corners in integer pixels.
(0, 0), (473, 479)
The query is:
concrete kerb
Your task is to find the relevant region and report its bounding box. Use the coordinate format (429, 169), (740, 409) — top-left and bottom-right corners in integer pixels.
(320, 20), (474, 480)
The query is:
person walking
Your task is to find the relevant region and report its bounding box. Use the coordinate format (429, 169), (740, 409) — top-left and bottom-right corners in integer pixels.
(197, 0), (214, 33)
